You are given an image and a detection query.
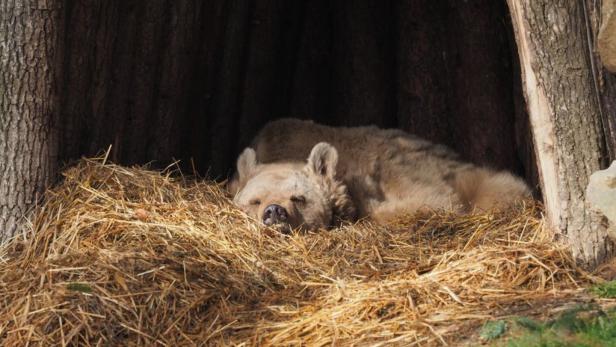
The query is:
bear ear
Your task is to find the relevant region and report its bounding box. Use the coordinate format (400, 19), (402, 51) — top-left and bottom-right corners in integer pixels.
(307, 142), (338, 179)
(225, 174), (241, 196)
(237, 147), (258, 182)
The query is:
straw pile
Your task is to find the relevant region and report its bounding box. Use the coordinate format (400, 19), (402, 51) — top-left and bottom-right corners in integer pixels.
(0, 157), (599, 346)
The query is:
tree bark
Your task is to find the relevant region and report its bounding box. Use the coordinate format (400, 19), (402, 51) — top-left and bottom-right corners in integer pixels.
(0, 0), (61, 242)
(585, 0), (616, 161)
(507, 0), (613, 267)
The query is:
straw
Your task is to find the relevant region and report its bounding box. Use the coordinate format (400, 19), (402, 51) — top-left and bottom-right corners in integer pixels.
(0, 156), (601, 346)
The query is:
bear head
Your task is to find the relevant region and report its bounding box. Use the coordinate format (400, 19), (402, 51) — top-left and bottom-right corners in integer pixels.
(229, 142), (356, 232)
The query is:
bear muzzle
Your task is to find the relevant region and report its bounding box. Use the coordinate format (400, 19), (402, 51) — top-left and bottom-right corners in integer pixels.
(262, 204), (288, 226)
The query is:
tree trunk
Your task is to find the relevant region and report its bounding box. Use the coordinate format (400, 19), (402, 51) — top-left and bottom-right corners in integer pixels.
(0, 0), (61, 242)
(585, 0), (616, 160)
(507, 0), (613, 267)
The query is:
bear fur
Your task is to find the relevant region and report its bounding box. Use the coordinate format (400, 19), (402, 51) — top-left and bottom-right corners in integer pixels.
(229, 118), (531, 231)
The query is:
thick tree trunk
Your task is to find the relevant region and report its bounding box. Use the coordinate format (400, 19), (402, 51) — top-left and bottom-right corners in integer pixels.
(507, 0), (613, 267)
(0, 0), (61, 242)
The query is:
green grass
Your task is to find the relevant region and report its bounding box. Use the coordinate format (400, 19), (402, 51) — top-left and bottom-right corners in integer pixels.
(481, 320), (508, 340)
(483, 282), (616, 346)
(487, 306), (616, 347)
(66, 282), (93, 293)
(590, 280), (616, 299)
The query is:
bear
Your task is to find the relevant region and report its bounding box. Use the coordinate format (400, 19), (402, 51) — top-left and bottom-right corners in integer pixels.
(228, 118), (531, 231)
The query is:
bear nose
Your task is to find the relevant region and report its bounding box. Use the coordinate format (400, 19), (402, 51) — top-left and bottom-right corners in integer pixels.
(262, 204), (288, 225)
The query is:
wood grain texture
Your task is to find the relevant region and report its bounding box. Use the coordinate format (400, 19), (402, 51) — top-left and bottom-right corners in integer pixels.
(56, 0), (528, 180)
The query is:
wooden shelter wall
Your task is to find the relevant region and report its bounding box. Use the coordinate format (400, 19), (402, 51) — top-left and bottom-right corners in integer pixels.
(57, 0), (536, 190)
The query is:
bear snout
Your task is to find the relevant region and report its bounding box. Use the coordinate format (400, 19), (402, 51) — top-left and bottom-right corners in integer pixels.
(262, 204), (288, 226)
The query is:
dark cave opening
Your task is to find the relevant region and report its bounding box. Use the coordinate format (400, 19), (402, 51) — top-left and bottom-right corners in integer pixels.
(58, 0), (538, 193)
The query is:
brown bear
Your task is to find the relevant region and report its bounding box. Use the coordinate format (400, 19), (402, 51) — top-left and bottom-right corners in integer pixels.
(228, 118), (531, 231)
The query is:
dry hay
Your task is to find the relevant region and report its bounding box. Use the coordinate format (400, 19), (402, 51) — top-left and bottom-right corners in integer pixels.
(0, 157), (600, 346)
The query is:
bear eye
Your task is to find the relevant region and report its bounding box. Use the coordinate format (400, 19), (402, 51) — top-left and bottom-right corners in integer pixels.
(290, 195), (306, 204)
(249, 199), (261, 206)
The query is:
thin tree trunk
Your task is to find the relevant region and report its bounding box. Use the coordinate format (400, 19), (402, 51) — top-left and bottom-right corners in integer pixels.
(585, 0), (616, 160)
(0, 0), (61, 242)
(507, 0), (613, 267)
